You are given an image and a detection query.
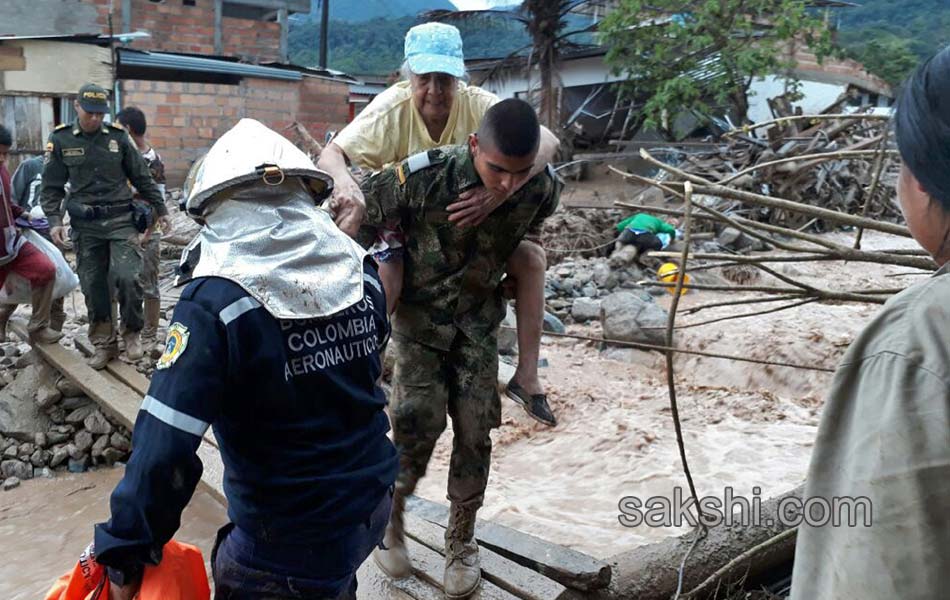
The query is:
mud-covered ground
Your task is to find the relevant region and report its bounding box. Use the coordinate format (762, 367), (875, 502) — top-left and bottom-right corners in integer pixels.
(415, 229), (921, 559)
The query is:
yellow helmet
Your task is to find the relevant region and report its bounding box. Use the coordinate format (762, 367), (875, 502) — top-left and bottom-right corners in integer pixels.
(657, 262), (690, 295)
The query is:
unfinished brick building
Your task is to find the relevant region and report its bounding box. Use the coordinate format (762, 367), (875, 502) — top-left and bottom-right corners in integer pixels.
(2, 0), (353, 184)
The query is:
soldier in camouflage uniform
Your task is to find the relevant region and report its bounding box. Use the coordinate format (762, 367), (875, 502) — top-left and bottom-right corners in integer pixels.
(41, 84), (169, 368)
(361, 99), (560, 598)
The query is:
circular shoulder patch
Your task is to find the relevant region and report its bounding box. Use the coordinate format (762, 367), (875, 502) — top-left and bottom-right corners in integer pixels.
(156, 322), (190, 370)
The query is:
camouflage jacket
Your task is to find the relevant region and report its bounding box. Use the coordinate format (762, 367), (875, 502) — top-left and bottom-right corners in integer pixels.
(40, 121), (166, 228)
(360, 145), (561, 351)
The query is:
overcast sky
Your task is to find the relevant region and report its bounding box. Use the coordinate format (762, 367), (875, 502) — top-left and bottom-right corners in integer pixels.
(451, 1), (502, 9)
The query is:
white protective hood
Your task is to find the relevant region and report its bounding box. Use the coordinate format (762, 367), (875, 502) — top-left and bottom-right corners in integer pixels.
(186, 119), (367, 319)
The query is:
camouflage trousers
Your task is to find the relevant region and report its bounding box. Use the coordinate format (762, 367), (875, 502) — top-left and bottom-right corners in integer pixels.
(390, 331), (501, 510)
(140, 232), (161, 300)
(74, 227), (144, 347)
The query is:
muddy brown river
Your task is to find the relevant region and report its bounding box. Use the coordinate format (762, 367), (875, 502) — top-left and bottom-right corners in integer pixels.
(0, 468), (224, 600)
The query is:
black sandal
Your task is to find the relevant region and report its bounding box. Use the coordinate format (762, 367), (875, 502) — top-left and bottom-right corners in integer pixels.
(506, 380), (557, 427)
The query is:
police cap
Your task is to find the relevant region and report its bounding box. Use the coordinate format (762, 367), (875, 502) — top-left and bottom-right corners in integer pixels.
(78, 83), (110, 113)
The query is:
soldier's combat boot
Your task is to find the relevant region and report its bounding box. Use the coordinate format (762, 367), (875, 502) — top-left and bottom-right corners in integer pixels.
(88, 345), (118, 370)
(443, 503), (481, 599)
(373, 488), (412, 579)
(123, 331), (144, 361)
(27, 282), (63, 345)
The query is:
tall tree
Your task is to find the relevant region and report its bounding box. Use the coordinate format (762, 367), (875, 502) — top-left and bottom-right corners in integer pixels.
(601, 1), (834, 134)
(426, 1), (597, 132)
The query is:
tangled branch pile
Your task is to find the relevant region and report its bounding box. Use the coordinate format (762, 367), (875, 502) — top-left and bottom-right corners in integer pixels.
(654, 111), (900, 230)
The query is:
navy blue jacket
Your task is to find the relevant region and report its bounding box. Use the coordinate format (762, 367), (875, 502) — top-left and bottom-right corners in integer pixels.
(94, 264), (398, 577)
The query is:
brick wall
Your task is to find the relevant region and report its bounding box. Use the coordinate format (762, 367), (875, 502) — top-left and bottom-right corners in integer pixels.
(86, 0), (116, 31)
(82, 0), (283, 62)
(299, 78), (351, 140)
(128, 0), (216, 55)
(122, 76), (350, 185)
(221, 17), (282, 63)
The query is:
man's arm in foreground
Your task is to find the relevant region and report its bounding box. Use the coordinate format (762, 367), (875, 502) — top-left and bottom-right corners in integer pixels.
(94, 286), (226, 590)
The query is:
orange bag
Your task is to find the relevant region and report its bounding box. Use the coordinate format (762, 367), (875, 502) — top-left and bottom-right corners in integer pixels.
(45, 540), (210, 600)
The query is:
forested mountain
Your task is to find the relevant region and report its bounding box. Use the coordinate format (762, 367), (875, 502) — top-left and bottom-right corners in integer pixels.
(288, 1), (946, 83)
(835, 0), (948, 84)
(303, 0), (454, 22)
(288, 14), (529, 74)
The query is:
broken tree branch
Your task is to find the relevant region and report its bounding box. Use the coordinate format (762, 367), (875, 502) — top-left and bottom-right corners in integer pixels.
(638, 149), (911, 238)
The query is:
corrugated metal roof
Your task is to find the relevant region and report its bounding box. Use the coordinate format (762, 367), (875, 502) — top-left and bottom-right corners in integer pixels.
(349, 83), (386, 96)
(118, 49), (301, 81)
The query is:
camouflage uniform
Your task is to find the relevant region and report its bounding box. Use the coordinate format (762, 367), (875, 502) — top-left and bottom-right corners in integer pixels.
(40, 121), (165, 349)
(360, 144), (560, 510)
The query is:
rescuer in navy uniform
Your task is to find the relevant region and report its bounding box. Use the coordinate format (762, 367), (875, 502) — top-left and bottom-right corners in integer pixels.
(92, 119), (398, 600)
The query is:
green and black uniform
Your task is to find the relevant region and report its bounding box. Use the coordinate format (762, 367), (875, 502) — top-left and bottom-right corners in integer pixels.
(40, 121), (166, 344)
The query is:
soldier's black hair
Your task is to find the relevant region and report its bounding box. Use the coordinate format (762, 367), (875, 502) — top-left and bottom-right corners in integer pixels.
(0, 125), (11, 147)
(116, 106), (148, 136)
(895, 45), (950, 208)
(476, 98), (540, 158)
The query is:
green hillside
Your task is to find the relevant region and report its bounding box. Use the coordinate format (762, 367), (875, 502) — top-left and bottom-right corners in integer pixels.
(289, 1), (946, 83)
(306, 0), (455, 22)
(289, 12), (534, 75)
(835, 0), (948, 84)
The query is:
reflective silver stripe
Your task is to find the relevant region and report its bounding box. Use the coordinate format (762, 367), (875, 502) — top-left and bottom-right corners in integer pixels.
(219, 296), (261, 325)
(141, 395), (209, 437)
(363, 273), (382, 295)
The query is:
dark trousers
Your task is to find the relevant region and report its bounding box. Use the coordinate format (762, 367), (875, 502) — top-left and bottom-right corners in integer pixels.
(618, 230), (663, 254)
(211, 491), (392, 600)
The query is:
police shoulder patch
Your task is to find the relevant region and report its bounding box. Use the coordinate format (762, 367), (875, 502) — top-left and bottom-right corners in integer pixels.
(53, 123), (68, 131)
(156, 322), (190, 370)
(109, 122), (124, 131)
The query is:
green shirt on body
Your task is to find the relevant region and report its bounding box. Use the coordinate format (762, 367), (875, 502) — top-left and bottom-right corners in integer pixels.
(360, 145), (560, 351)
(616, 212), (676, 235)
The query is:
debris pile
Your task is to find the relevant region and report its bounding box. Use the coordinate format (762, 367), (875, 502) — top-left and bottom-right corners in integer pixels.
(639, 112), (900, 231)
(540, 208), (623, 266)
(0, 361), (131, 491)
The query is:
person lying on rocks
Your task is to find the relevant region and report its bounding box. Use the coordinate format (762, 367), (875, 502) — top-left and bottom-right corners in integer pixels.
(359, 98), (560, 598)
(615, 212), (681, 257)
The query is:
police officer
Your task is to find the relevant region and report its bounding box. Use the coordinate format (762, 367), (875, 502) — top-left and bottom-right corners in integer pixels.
(94, 119), (398, 600)
(361, 99), (560, 598)
(40, 83), (168, 368)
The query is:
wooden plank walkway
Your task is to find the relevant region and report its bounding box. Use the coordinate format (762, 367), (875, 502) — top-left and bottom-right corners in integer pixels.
(407, 496), (611, 592)
(405, 514), (567, 600)
(14, 324), (602, 598)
